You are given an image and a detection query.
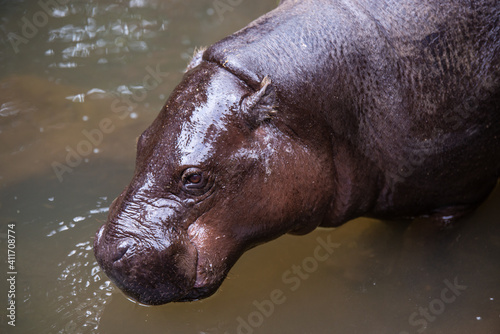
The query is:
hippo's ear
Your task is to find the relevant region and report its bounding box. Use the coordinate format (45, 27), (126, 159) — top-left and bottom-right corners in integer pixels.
(185, 47), (206, 72)
(241, 76), (278, 127)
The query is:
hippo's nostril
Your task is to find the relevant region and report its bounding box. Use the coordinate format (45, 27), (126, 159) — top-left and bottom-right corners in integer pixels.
(112, 240), (134, 262)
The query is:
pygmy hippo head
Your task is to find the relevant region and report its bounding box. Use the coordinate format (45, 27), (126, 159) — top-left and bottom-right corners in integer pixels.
(93, 55), (335, 305)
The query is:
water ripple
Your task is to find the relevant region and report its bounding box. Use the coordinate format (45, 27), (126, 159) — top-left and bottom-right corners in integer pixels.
(43, 240), (114, 334)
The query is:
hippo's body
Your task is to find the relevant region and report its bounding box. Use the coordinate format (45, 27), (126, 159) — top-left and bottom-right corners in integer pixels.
(94, 0), (500, 305)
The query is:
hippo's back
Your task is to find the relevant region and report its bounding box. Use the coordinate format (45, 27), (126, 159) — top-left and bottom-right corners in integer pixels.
(205, 0), (500, 217)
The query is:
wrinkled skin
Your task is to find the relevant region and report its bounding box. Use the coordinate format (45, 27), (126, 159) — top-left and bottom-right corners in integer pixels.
(94, 0), (500, 305)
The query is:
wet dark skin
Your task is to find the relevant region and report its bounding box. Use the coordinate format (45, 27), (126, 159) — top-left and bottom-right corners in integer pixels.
(94, 0), (500, 305)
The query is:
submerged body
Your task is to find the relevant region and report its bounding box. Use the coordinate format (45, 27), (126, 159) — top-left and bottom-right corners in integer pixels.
(94, 0), (500, 305)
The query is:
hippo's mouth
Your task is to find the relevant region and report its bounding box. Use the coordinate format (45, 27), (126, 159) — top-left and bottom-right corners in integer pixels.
(174, 267), (226, 303)
(174, 222), (227, 302)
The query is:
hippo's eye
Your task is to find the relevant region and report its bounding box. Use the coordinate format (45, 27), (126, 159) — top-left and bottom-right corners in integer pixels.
(181, 168), (209, 194)
(187, 173), (202, 184)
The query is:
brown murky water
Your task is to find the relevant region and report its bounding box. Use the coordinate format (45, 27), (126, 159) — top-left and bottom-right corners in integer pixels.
(0, 1), (499, 333)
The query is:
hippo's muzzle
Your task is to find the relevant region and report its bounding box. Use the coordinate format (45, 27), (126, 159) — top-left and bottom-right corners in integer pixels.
(93, 196), (203, 305)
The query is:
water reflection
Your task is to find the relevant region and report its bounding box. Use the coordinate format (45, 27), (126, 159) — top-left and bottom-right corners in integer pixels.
(46, 197), (108, 237)
(51, 241), (113, 334)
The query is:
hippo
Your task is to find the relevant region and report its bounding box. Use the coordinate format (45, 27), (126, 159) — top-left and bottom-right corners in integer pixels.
(94, 0), (500, 305)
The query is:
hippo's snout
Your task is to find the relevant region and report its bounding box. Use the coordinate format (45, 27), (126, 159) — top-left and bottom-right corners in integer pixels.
(94, 224), (199, 305)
